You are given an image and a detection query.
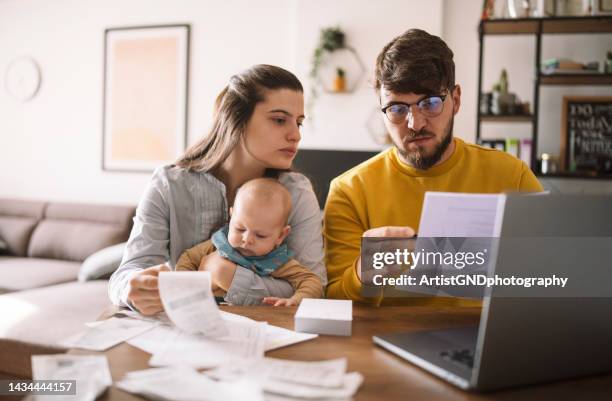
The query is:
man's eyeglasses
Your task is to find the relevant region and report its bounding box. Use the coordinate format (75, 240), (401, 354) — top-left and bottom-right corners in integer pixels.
(381, 89), (452, 124)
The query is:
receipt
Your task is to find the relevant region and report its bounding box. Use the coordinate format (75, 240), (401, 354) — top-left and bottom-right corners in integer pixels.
(61, 317), (156, 351)
(30, 355), (112, 401)
(208, 357), (347, 388)
(159, 271), (228, 338)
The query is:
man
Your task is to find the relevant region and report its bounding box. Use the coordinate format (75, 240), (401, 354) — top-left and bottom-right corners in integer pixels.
(324, 29), (543, 306)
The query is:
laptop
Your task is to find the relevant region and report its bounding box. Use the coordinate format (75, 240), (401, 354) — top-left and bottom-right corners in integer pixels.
(373, 194), (612, 391)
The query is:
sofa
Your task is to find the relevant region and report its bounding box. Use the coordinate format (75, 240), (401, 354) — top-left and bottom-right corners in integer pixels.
(0, 198), (135, 377)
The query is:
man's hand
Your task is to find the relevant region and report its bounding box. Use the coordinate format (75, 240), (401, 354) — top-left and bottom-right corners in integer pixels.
(198, 251), (237, 292)
(357, 226), (416, 282)
(262, 297), (298, 307)
(127, 264), (170, 315)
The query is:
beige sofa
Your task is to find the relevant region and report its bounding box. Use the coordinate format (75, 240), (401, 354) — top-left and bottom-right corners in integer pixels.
(0, 198), (135, 377)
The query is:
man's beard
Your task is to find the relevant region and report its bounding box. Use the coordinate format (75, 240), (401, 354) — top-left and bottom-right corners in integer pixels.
(395, 117), (454, 170)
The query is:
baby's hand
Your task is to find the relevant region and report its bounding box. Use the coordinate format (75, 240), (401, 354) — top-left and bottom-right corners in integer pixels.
(262, 297), (298, 307)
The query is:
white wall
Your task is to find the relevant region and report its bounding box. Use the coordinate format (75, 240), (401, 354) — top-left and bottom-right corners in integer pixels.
(295, 0), (443, 150)
(1, 0), (610, 204)
(0, 0), (295, 205)
(0, 0), (443, 205)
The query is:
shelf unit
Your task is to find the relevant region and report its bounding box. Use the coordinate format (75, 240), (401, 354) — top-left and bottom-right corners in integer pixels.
(476, 16), (612, 178)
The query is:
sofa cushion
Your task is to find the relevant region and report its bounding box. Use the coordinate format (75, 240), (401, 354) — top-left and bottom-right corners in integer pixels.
(0, 236), (7, 254)
(0, 281), (111, 377)
(78, 242), (126, 282)
(0, 199), (46, 257)
(0, 257), (81, 294)
(28, 202), (135, 262)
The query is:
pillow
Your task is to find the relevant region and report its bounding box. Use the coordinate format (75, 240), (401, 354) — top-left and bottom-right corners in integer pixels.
(0, 236), (8, 254)
(78, 242), (126, 282)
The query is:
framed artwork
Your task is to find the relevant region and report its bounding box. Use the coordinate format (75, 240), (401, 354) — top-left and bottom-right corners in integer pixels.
(102, 24), (190, 172)
(560, 96), (612, 174)
(592, 0), (612, 14)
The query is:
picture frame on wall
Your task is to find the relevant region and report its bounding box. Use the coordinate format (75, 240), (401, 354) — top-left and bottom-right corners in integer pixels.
(102, 24), (190, 172)
(592, 0), (612, 15)
(560, 96), (612, 175)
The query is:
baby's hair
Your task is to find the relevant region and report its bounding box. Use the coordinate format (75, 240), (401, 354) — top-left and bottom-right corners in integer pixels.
(234, 178), (292, 224)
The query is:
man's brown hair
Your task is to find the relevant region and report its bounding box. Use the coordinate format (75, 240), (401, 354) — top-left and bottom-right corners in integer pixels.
(374, 29), (455, 95)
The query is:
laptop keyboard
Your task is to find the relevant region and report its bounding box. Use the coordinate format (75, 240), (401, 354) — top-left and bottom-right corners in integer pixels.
(440, 348), (474, 369)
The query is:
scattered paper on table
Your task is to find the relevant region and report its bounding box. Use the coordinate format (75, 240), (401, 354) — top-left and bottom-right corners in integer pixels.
(30, 354), (111, 401)
(264, 323), (318, 351)
(264, 372), (364, 399)
(117, 366), (264, 401)
(159, 271), (228, 338)
(149, 320), (267, 368)
(208, 357), (347, 388)
(60, 316), (156, 351)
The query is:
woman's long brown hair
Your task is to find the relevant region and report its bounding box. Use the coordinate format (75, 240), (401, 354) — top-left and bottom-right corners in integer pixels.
(176, 64), (303, 174)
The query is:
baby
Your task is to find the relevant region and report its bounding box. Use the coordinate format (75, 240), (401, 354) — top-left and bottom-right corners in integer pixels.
(176, 177), (323, 306)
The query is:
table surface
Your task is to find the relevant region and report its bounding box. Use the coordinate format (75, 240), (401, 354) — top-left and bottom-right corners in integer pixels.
(82, 305), (612, 401)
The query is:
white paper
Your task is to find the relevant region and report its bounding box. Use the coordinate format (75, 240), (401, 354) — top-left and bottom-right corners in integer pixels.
(60, 317), (156, 351)
(295, 299), (352, 321)
(149, 320), (267, 368)
(264, 372), (364, 399)
(117, 366), (264, 401)
(418, 192), (505, 238)
(126, 324), (178, 355)
(30, 354), (112, 401)
(208, 357), (347, 388)
(264, 324), (318, 351)
(159, 271), (228, 338)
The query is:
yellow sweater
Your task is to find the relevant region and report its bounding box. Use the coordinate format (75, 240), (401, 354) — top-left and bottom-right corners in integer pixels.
(323, 138), (543, 306)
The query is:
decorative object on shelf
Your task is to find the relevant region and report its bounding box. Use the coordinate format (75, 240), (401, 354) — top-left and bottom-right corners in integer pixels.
(605, 51), (612, 74)
(479, 139), (507, 151)
(506, 138), (520, 157)
(590, 0), (612, 15)
(333, 67), (346, 92)
(4, 57), (41, 102)
(480, 92), (492, 114)
(481, 0), (496, 19)
(560, 96), (612, 174)
(491, 69), (518, 115)
(102, 24), (190, 172)
(538, 153), (560, 174)
(520, 139), (533, 168)
(308, 26), (365, 111)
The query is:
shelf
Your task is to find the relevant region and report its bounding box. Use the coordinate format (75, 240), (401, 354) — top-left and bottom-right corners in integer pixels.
(539, 74), (612, 85)
(480, 114), (533, 122)
(481, 16), (612, 35)
(536, 172), (612, 180)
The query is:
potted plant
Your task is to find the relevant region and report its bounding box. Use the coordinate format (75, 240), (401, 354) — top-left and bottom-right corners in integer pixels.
(333, 67), (346, 92)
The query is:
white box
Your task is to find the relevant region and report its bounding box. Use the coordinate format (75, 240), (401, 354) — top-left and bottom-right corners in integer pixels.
(294, 299), (353, 336)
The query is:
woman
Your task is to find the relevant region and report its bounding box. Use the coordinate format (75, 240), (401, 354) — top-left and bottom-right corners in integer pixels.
(108, 65), (326, 315)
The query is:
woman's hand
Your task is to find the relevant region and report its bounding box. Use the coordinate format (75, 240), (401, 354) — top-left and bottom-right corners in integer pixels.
(127, 264), (170, 315)
(262, 297), (298, 307)
(198, 251), (237, 292)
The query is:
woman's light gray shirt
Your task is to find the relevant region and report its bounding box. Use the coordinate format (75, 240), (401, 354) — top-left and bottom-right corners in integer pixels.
(108, 166), (326, 307)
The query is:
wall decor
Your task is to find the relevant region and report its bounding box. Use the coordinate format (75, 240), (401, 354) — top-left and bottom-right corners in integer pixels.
(308, 26), (365, 114)
(561, 96), (612, 174)
(102, 24), (190, 172)
(4, 57), (41, 102)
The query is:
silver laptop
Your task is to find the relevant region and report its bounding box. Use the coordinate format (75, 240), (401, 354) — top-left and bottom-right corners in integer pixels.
(373, 194), (612, 391)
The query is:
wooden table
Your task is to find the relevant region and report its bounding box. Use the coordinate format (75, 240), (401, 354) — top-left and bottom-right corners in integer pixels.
(91, 305), (612, 401)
